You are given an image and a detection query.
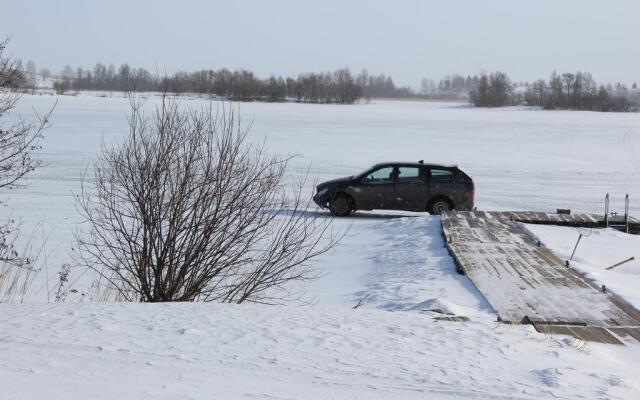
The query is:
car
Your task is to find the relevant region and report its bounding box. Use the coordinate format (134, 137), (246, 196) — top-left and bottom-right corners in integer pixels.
(313, 161), (474, 216)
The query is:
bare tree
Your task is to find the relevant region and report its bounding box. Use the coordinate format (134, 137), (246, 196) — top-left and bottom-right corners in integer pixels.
(469, 72), (512, 107)
(0, 40), (52, 191)
(25, 60), (36, 76)
(0, 38), (53, 299)
(60, 65), (75, 80)
(75, 98), (340, 303)
(39, 68), (50, 81)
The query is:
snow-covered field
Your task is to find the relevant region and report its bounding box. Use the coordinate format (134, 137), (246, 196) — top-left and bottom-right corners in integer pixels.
(2, 94), (640, 398)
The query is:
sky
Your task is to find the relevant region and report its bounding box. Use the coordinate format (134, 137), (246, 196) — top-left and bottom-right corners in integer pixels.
(3, 0), (639, 87)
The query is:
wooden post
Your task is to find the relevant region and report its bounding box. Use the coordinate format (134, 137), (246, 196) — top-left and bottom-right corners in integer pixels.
(604, 193), (610, 228)
(605, 256), (635, 270)
(570, 234), (582, 261)
(624, 194), (629, 234)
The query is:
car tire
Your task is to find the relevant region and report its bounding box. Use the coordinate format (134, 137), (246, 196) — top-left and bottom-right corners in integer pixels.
(330, 194), (353, 217)
(428, 198), (453, 215)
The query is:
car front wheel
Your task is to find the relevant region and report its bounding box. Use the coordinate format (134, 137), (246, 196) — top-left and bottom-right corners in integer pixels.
(330, 195), (353, 217)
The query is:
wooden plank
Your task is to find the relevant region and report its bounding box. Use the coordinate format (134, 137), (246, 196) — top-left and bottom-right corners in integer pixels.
(442, 211), (640, 344)
(499, 211), (640, 231)
(533, 324), (624, 345)
(622, 328), (640, 342)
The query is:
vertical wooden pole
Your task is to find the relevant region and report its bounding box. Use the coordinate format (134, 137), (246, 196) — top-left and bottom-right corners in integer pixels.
(604, 193), (610, 228)
(625, 194), (629, 234)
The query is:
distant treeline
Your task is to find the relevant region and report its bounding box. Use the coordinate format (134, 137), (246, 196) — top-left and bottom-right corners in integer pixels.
(8, 59), (640, 111)
(50, 64), (363, 104)
(420, 75), (480, 99)
(359, 72), (478, 100)
(521, 72), (638, 112)
(356, 70), (415, 99)
(9, 60), (461, 103)
(470, 71), (639, 112)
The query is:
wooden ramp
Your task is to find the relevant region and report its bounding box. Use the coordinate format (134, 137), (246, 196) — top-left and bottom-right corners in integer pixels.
(442, 211), (640, 345)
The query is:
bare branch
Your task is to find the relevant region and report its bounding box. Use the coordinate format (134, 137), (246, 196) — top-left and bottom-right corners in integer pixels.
(0, 38), (53, 294)
(75, 97), (341, 303)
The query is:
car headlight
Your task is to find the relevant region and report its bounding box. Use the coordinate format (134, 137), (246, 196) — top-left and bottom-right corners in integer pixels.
(317, 188), (328, 196)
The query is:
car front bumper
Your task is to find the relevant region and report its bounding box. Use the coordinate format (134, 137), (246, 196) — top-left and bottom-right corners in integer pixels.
(313, 188), (330, 208)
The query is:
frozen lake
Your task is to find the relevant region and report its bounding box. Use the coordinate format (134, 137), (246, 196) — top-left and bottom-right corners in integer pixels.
(16, 94), (640, 210)
(4, 93), (640, 298)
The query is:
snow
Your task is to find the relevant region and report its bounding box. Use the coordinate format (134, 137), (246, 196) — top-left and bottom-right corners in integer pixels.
(304, 215), (491, 314)
(2, 302), (640, 400)
(524, 224), (640, 311)
(2, 95), (640, 398)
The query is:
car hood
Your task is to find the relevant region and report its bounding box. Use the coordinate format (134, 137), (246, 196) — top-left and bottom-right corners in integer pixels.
(316, 176), (355, 191)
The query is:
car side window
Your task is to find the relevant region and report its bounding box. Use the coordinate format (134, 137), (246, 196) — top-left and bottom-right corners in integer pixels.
(396, 167), (423, 182)
(366, 166), (395, 183)
(430, 168), (455, 181)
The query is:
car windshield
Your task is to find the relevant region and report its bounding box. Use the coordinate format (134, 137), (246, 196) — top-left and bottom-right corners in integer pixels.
(363, 166), (395, 182)
(357, 165), (387, 178)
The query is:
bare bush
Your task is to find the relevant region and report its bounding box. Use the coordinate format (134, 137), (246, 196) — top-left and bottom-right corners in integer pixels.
(0, 38), (53, 301)
(75, 98), (340, 303)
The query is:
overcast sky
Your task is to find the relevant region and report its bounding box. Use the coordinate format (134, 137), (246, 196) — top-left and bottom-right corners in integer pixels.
(3, 0), (639, 87)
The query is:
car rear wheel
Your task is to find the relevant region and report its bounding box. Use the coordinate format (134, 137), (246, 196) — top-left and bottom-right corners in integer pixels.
(428, 198), (453, 215)
(330, 194), (353, 217)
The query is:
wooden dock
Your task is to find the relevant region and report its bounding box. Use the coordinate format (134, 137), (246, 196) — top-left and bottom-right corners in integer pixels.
(442, 211), (640, 345)
(498, 211), (640, 234)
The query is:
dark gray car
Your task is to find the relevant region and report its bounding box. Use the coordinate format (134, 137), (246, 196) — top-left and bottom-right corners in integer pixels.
(313, 161), (474, 216)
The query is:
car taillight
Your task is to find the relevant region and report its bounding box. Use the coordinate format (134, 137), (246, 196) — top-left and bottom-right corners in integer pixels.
(468, 186), (474, 200)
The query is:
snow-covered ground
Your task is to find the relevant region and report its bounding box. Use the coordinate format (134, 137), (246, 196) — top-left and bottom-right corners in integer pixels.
(2, 95), (640, 398)
(2, 301), (640, 400)
(2, 214), (640, 399)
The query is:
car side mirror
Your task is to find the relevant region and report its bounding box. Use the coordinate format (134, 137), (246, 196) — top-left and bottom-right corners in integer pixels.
(360, 178), (368, 185)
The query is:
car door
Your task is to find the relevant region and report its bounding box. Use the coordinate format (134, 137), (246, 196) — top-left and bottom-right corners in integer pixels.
(355, 165), (396, 210)
(393, 166), (428, 211)
(428, 167), (458, 201)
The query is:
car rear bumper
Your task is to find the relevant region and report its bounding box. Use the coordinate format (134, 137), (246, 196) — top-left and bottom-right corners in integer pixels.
(456, 195), (474, 211)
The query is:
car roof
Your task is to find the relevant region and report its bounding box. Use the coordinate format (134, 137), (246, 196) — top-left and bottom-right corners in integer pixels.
(370, 161), (458, 169)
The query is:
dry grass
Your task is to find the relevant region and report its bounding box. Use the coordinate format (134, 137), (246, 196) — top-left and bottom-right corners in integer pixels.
(0, 262), (39, 303)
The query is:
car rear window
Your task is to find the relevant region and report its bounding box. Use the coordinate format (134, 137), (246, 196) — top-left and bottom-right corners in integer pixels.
(430, 168), (455, 181)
